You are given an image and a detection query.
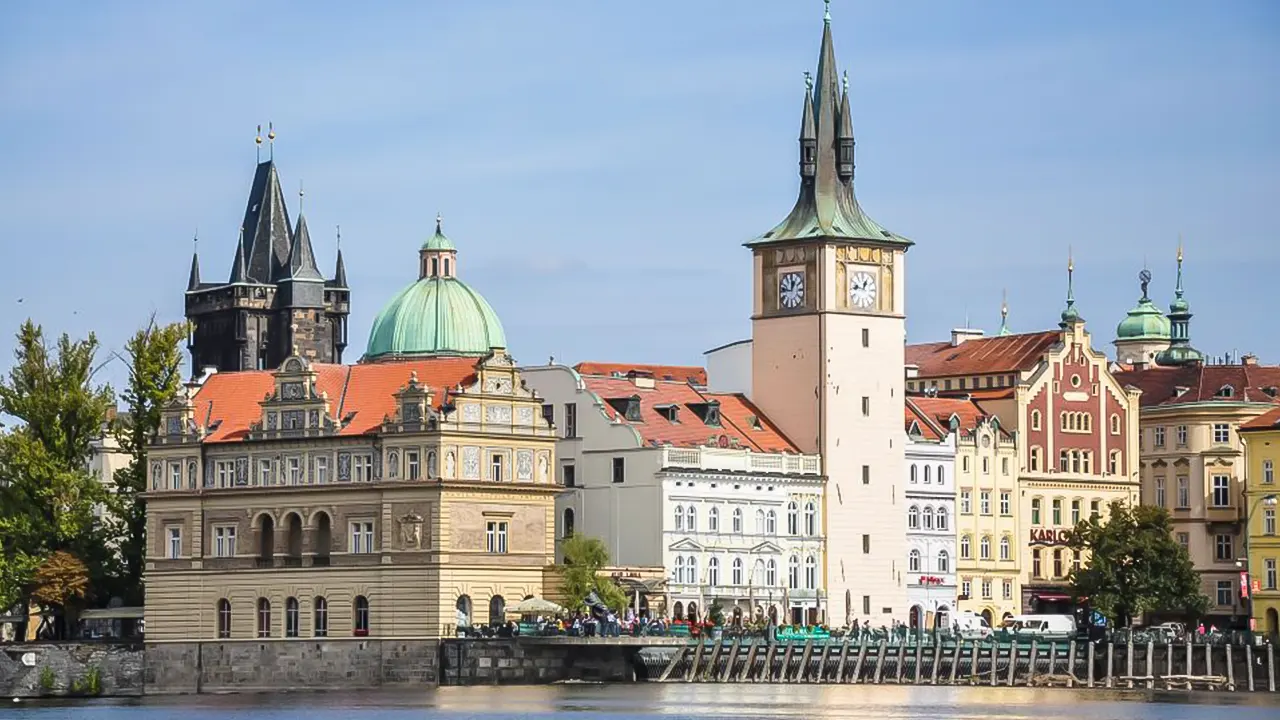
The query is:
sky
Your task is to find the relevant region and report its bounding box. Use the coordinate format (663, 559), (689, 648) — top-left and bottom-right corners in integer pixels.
(0, 0), (1277, 391)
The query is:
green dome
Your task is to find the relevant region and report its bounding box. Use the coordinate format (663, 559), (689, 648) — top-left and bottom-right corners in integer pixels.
(1116, 298), (1171, 341)
(422, 225), (455, 252)
(365, 277), (506, 359)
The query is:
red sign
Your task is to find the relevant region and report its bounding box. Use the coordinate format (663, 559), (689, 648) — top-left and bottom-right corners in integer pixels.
(1254, 579), (1263, 593)
(1240, 571), (1250, 599)
(1029, 528), (1072, 546)
(916, 575), (946, 586)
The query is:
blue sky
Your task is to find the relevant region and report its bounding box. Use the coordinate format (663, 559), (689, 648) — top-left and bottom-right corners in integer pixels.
(1, 0), (1277, 388)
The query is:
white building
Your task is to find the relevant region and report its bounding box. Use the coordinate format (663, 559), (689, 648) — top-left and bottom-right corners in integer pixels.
(520, 362), (825, 625)
(904, 399), (958, 630)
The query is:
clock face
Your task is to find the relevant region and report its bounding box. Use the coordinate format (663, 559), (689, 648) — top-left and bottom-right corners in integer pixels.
(848, 271), (878, 309)
(779, 271), (805, 309)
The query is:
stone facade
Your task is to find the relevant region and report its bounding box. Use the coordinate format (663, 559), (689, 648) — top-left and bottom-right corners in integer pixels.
(0, 643), (143, 697)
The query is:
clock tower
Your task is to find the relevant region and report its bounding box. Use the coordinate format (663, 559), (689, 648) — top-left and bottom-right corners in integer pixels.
(747, 5), (912, 626)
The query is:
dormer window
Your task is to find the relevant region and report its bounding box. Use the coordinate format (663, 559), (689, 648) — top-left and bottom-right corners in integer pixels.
(625, 396), (642, 422)
(747, 414), (763, 431)
(1216, 385), (1235, 398)
(656, 403), (680, 423)
(606, 396), (644, 422)
(166, 416), (183, 435)
(1265, 387), (1279, 398)
(907, 421), (921, 437)
(403, 402), (422, 423)
(687, 400), (722, 427)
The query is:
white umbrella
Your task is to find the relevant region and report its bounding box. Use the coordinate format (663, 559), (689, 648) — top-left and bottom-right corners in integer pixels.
(507, 597), (566, 615)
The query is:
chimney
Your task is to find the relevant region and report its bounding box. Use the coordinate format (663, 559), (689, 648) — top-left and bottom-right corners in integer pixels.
(951, 328), (985, 347)
(1242, 354), (1258, 366)
(627, 369), (655, 389)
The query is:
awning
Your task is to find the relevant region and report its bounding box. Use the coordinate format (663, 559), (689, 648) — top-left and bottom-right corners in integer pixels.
(1034, 593), (1072, 603)
(506, 597), (565, 615)
(79, 607), (145, 620)
(614, 577), (667, 593)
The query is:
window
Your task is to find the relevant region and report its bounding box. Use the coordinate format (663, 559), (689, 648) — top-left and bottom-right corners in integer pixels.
(920, 506), (933, 530)
(1072, 550), (1081, 573)
(1032, 549), (1042, 578)
(285, 597), (299, 638)
(908, 549), (921, 572)
(563, 464), (576, 487)
(1154, 427), (1166, 447)
(564, 403), (577, 438)
(803, 502), (817, 535)
(862, 534), (870, 554)
(315, 456), (329, 484)
(486, 521), (509, 553)
(687, 505), (697, 531)
(1211, 475), (1230, 507)
(982, 457), (990, 475)
(960, 490), (971, 514)
(1059, 450), (1070, 472)
(1265, 508), (1276, 536)
(708, 558), (720, 587)
(999, 536), (1010, 561)
(1266, 559), (1277, 590)
(999, 491), (1011, 516)
(979, 491), (991, 516)
(1071, 499), (1081, 525)
(314, 597), (329, 637)
(490, 453), (504, 482)
(732, 508), (743, 533)
(1111, 414), (1120, 435)
(214, 526), (237, 558)
(937, 465), (946, 484)
(1052, 498), (1062, 525)
(1266, 460), (1275, 484)
(168, 463), (181, 490)
(962, 456), (970, 473)
(352, 454), (373, 482)
(1154, 477), (1166, 508)
(936, 549), (951, 573)
(259, 459), (272, 486)
(862, 328), (870, 347)
(788, 555), (800, 589)
(861, 397), (870, 416)
(981, 579), (992, 599)
(979, 536), (991, 560)
(217, 599), (232, 639)
(1214, 534), (1233, 561)
(349, 522), (374, 553)
(1176, 425), (1188, 446)
(1216, 581), (1233, 607)
(1052, 549), (1063, 578)
(611, 457), (625, 483)
(1002, 580), (1013, 600)
(675, 506), (685, 531)
(862, 465), (871, 484)
(562, 508), (575, 538)
(167, 527), (182, 558)
(406, 451), (420, 480)
(354, 596), (370, 636)
(1090, 499), (1101, 519)
(257, 598), (272, 638)
(766, 510), (777, 534)
(805, 556), (817, 589)
(1177, 475), (1190, 508)
(1213, 423), (1230, 444)
(732, 557), (744, 585)
(216, 460), (234, 488)
(673, 556), (685, 583)
(924, 465), (932, 483)
(1031, 498), (1042, 525)
(936, 506), (949, 531)
(1001, 458), (1009, 476)
(1031, 410), (1041, 431)
(766, 559), (777, 586)
(1176, 532), (1189, 550)
(708, 506), (720, 533)
(960, 535), (971, 559)
(287, 456), (302, 485)
(910, 465), (917, 483)
(1030, 447), (1042, 472)
(863, 595), (871, 616)
(787, 501), (799, 535)
(961, 579), (972, 599)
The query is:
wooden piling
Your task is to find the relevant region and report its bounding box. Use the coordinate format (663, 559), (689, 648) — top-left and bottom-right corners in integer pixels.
(1246, 643), (1255, 692)
(835, 638), (851, 682)
(760, 642), (776, 684)
(738, 641), (757, 682)
(703, 638), (723, 682)
(685, 640), (704, 682)
(1105, 641), (1114, 688)
(1205, 642), (1213, 689)
(1186, 639), (1193, 691)
(913, 640), (923, 684)
(1087, 641), (1095, 688)
(990, 641), (999, 686)
(1125, 636), (1134, 689)
(797, 640), (813, 682)
(1007, 639), (1018, 687)
(852, 636), (868, 684)
(873, 640), (888, 684)
(1146, 639), (1154, 690)
(895, 640), (907, 684)
(1166, 640), (1173, 690)
(721, 638), (741, 682)
(970, 642), (980, 686)
(1067, 641), (1077, 688)
(817, 640), (832, 682)
(949, 641), (962, 685)
(931, 637), (942, 685)
(1027, 640), (1038, 687)
(1226, 644), (1235, 692)
(1268, 643), (1275, 692)
(658, 646), (686, 682)
(1047, 641), (1057, 679)
(780, 642), (795, 682)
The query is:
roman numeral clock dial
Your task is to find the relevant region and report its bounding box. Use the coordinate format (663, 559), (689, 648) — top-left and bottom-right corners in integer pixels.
(779, 271), (805, 309)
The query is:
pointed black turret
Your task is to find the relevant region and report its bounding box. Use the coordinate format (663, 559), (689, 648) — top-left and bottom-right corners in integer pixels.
(837, 72), (855, 180)
(228, 234), (248, 284)
(288, 213), (324, 281)
(187, 249), (202, 291)
(332, 248), (348, 288)
(237, 161), (294, 283)
(800, 73), (817, 179)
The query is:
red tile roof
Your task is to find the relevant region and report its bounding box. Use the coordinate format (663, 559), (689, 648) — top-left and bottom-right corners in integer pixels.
(194, 359), (480, 443)
(906, 331), (1060, 378)
(574, 362), (707, 386)
(580, 375), (797, 453)
(1241, 407), (1280, 431)
(905, 396), (994, 439)
(1114, 363), (1280, 408)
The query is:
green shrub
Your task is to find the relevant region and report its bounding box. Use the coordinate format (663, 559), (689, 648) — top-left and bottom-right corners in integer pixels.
(70, 665), (102, 696)
(37, 666), (56, 694)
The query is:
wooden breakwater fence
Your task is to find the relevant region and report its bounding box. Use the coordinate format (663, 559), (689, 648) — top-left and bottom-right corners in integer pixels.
(641, 636), (1279, 692)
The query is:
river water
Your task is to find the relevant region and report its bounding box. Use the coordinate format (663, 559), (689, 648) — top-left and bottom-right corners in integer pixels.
(4, 685), (1280, 719)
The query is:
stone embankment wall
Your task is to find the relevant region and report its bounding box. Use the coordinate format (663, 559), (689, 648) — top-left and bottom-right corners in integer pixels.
(0, 643), (144, 698)
(439, 639), (635, 685)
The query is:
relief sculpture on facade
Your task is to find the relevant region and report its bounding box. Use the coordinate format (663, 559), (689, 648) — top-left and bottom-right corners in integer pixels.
(399, 512), (425, 550)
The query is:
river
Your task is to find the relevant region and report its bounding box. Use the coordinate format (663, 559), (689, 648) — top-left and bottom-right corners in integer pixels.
(3, 685), (1280, 719)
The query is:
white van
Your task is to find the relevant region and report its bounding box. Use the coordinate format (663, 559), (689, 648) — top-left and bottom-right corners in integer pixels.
(951, 611), (993, 640)
(1003, 614), (1077, 640)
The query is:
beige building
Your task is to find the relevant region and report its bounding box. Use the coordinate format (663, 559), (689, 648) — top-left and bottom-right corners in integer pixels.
(144, 214), (561, 642)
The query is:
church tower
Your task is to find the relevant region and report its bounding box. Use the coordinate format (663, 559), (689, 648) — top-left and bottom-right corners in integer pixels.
(185, 139), (350, 373)
(747, 4), (911, 626)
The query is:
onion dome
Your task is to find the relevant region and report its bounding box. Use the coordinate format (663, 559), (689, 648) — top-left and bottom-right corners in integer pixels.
(1116, 269), (1171, 341)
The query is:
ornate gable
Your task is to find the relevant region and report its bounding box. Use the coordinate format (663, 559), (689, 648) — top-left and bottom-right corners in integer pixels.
(245, 355), (340, 441)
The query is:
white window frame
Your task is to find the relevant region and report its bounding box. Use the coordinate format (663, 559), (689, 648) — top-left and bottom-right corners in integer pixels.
(1211, 475), (1230, 508)
(406, 450), (420, 480)
(167, 526), (182, 558)
(353, 454), (373, 482)
(486, 521), (509, 553)
(315, 456), (329, 485)
(1213, 423), (1230, 444)
(349, 521), (374, 554)
(258, 458), (272, 486)
(214, 525), (237, 558)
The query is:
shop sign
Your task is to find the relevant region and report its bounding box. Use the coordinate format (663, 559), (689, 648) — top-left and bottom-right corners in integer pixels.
(1240, 571), (1250, 599)
(1028, 528), (1071, 546)
(916, 575), (946, 586)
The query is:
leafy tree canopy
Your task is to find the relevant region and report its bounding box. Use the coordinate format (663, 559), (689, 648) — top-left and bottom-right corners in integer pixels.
(557, 534), (627, 612)
(1067, 500), (1209, 626)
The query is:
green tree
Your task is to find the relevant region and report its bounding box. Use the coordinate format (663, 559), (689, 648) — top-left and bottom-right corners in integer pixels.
(0, 321), (114, 618)
(558, 535), (627, 612)
(1067, 500), (1208, 626)
(107, 318), (187, 604)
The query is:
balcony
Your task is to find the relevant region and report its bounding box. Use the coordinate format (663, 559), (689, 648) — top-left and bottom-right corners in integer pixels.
(1205, 506), (1240, 525)
(661, 447), (821, 477)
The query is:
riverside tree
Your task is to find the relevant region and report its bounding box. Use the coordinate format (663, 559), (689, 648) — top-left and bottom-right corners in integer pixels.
(557, 534), (627, 612)
(1067, 500), (1208, 626)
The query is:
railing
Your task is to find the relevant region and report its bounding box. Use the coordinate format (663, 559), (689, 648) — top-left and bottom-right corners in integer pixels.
(661, 447), (821, 476)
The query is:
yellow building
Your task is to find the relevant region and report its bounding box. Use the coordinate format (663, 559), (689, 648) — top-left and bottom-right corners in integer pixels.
(1240, 407), (1280, 635)
(144, 217), (561, 642)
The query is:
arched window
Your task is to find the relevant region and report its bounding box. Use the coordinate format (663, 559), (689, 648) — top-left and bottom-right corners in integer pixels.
(354, 595), (370, 636)
(256, 597), (272, 638)
(787, 501), (799, 536)
(285, 597), (300, 638)
(1000, 535), (1011, 561)
(924, 465), (932, 483)
(936, 506), (949, 531)
(687, 505), (697, 531)
(688, 556), (699, 586)
(937, 549), (950, 573)
(732, 508), (743, 533)
(804, 555), (817, 589)
(755, 509), (765, 534)
(766, 559), (778, 586)
(907, 505), (919, 529)
(562, 508), (575, 538)
(1031, 409), (1041, 431)
(313, 596), (328, 637)
(980, 535), (991, 560)
(673, 556), (685, 584)
(937, 465), (946, 485)
(1111, 414), (1121, 434)
(675, 505), (685, 531)
(910, 465), (918, 483)
(732, 557), (744, 585)
(960, 535), (971, 559)
(672, 601), (684, 620)
(217, 599), (232, 639)
(487, 595), (505, 626)
(708, 506), (720, 532)
(766, 510), (777, 535)
(707, 557), (720, 587)
(908, 549), (921, 572)
(803, 502), (816, 536)
(922, 506), (935, 530)
(455, 595), (472, 628)
(788, 555), (800, 589)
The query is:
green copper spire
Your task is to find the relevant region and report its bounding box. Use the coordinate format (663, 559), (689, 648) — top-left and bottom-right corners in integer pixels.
(824, 0), (831, 23)
(1155, 239), (1203, 366)
(1059, 249), (1083, 327)
(422, 212), (456, 251)
(998, 289), (1012, 336)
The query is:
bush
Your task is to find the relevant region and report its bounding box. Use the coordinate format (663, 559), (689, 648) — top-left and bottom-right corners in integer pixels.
(71, 665), (102, 696)
(37, 666), (56, 694)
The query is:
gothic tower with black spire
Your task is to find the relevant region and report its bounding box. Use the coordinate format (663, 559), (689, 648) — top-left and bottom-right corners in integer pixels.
(185, 145), (350, 373)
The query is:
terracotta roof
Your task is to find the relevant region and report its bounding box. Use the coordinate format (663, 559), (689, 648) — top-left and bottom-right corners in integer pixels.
(575, 362), (707, 386)
(1114, 363), (1280, 409)
(1241, 407), (1280, 431)
(905, 396), (993, 438)
(580, 375), (797, 453)
(195, 359), (479, 443)
(905, 331), (1060, 378)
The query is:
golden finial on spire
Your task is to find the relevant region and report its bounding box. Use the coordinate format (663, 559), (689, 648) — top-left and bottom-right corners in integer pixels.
(1067, 245), (1074, 273)
(255, 124), (263, 163)
(267, 121), (276, 142)
(267, 122), (276, 161)
(1001, 288), (1008, 316)
(1177, 234), (1184, 263)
